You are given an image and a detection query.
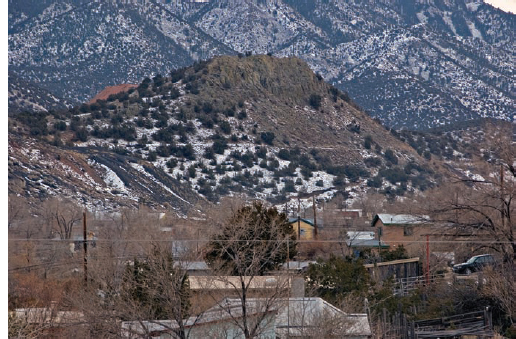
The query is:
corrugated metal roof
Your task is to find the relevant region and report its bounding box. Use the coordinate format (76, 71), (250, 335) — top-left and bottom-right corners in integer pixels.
(121, 298), (371, 338)
(121, 302), (276, 335)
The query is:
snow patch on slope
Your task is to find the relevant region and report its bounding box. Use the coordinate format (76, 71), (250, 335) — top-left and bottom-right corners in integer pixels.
(130, 162), (191, 205)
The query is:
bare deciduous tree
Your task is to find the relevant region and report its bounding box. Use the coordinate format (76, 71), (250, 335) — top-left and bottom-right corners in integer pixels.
(119, 244), (192, 338)
(41, 198), (83, 240)
(483, 120), (515, 178)
(351, 192), (386, 218)
(67, 206), (205, 339)
(204, 201), (297, 339)
(8, 194), (29, 230)
(426, 175), (515, 264)
(483, 268), (516, 326)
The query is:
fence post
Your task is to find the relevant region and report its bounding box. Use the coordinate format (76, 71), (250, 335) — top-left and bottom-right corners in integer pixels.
(484, 306), (492, 334)
(382, 308), (387, 338)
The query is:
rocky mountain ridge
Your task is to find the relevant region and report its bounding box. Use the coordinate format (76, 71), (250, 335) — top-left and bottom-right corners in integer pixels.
(9, 55), (461, 214)
(8, 0), (515, 129)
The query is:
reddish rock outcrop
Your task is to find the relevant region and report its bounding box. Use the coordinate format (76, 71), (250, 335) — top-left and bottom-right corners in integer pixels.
(88, 84), (137, 104)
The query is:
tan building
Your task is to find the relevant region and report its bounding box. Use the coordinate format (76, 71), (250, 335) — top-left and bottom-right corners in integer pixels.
(371, 214), (431, 255)
(289, 218), (316, 240)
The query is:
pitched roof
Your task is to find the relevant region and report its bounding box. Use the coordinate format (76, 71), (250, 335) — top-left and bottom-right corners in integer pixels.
(215, 297), (371, 337)
(347, 239), (390, 248)
(121, 298), (371, 338)
(288, 218), (315, 226)
(121, 302), (276, 336)
(372, 214), (430, 226)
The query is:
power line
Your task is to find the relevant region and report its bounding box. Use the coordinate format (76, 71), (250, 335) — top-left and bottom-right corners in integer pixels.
(7, 238), (515, 244)
(8, 260), (81, 272)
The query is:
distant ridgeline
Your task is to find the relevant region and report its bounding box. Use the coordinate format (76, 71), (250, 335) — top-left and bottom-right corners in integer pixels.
(9, 0), (514, 128)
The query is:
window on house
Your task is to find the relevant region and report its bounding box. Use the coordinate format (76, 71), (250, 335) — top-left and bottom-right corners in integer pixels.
(300, 229), (306, 236)
(404, 226), (413, 236)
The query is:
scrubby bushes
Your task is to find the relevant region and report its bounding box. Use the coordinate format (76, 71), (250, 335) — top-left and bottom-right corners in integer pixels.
(384, 149), (398, 165)
(260, 131), (275, 145)
(309, 93), (322, 109)
(379, 167), (408, 184)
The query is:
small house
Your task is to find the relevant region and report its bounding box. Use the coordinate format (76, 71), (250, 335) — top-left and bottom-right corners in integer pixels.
(289, 218), (316, 240)
(121, 297), (371, 339)
(371, 214), (430, 255)
(121, 303), (277, 339)
(346, 231), (389, 257)
(218, 297), (372, 338)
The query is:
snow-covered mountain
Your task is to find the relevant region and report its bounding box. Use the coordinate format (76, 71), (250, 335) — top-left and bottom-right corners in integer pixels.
(8, 0), (515, 129)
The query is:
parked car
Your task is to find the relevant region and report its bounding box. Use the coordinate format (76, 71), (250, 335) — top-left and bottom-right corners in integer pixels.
(452, 254), (496, 275)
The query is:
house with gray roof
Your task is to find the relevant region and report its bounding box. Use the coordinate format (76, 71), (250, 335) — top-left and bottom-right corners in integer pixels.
(371, 214), (431, 255)
(211, 297), (371, 338)
(121, 297), (371, 338)
(121, 302), (276, 339)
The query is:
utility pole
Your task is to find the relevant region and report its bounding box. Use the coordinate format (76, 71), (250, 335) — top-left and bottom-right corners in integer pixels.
(312, 195), (318, 240)
(297, 216), (301, 241)
(287, 239), (290, 336)
(297, 197), (301, 240)
(378, 227), (382, 262)
(83, 211), (88, 285)
(501, 165), (505, 230)
(426, 234), (430, 285)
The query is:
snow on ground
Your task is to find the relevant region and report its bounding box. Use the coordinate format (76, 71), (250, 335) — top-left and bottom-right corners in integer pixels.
(443, 12), (457, 35)
(130, 162), (191, 204)
(416, 11), (428, 24)
(53, 82), (429, 209)
(97, 162), (129, 193)
(463, 170), (485, 182)
(466, 2), (482, 11)
(466, 21), (484, 40)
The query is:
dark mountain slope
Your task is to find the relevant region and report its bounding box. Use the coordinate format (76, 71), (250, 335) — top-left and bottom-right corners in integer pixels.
(8, 73), (71, 114)
(8, 1), (233, 103)
(8, 132), (206, 215)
